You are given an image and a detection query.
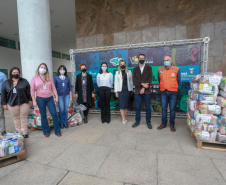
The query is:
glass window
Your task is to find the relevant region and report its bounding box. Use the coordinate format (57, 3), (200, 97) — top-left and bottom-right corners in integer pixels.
(62, 53), (70, 60)
(52, 51), (61, 58)
(0, 37), (16, 49)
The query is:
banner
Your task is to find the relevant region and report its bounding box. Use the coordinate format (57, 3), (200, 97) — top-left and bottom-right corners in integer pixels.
(75, 44), (201, 112)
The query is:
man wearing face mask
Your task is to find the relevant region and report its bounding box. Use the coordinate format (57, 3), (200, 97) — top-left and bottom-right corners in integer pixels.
(132, 54), (153, 129)
(157, 55), (181, 132)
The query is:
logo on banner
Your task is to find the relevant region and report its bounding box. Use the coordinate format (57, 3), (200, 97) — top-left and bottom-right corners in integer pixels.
(110, 57), (122, 66)
(189, 68), (194, 74)
(129, 56), (154, 64)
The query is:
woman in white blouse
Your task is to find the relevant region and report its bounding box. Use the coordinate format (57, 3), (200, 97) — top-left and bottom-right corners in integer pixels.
(114, 59), (133, 124)
(97, 62), (113, 123)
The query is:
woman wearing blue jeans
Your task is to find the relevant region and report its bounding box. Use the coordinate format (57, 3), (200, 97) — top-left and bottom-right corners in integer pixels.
(54, 65), (72, 129)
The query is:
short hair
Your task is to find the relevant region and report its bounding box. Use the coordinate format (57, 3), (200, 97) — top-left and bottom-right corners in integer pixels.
(138, 54), (146, 58)
(79, 63), (87, 70)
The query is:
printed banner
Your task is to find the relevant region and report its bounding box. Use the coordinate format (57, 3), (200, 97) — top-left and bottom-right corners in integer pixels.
(75, 44), (201, 112)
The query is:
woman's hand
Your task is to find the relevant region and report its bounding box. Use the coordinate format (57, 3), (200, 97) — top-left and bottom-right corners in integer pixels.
(75, 94), (78, 98)
(55, 97), (58, 103)
(33, 100), (37, 107)
(29, 101), (33, 106)
(115, 92), (118, 98)
(3, 105), (8, 110)
(92, 93), (95, 98)
(70, 96), (73, 102)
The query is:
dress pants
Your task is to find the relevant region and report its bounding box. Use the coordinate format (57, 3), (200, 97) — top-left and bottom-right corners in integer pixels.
(99, 86), (111, 122)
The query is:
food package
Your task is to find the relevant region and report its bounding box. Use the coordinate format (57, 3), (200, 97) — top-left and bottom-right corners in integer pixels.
(217, 96), (226, 107)
(221, 107), (226, 117)
(195, 130), (217, 142)
(197, 94), (217, 104)
(28, 106), (35, 115)
(75, 104), (87, 112)
(218, 115), (226, 126)
(219, 125), (226, 135)
(191, 74), (201, 83)
(198, 104), (221, 115)
(219, 91), (226, 98)
(190, 83), (199, 92)
(199, 72), (222, 86)
(198, 83), (218, 95)
(196, 123), (219, 132)
(36, 117), (42, 128)
(216, 133), (226, 142)
(194, 113), (218, 125)
(219, 78), (226, 91)
(27, 115), (37, 127)
(67, 113), (82, 127)
(188, 99), (198, 111)
(189, 90), (198, 100)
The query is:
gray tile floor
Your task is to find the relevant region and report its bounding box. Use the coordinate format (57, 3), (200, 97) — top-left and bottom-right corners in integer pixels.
(1, 111), (226, 185)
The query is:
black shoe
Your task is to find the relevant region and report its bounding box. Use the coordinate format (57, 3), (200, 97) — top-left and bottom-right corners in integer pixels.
(106, 121), (110, 124)
(64, 123), (69, 129)
(132, 122), (139, 128)
(23, 134), (29, 138)
(147, 124), (152, 129)
(84, 116), (88, 124)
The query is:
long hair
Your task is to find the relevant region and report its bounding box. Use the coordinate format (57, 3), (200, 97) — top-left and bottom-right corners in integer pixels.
(8, 67), (20, 87)
(99, 62), (109, 74)
(117, 59), (128, 74)
(35, 63), (50, 82)
(56, 65), (68, 77)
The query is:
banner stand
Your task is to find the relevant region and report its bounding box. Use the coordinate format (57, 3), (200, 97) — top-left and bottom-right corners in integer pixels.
(69, 37), (210, 118)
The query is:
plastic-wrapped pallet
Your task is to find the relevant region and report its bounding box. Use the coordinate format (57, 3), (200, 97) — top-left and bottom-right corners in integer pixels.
(217, 96), (226, 107)
(195, 130), (217, 142)
(219, 78), (226, 91)
(198, 104), (221, 115)
(217, 133), (226, 142)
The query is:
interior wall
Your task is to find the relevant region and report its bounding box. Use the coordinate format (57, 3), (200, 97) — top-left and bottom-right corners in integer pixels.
(76, 0), (226, 73)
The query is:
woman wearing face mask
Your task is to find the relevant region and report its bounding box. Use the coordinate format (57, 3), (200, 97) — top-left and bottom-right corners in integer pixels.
(75, 63), (94, 123)
(1, 67), (32, 138)
(97, 62), (113, 123)
(114, 60), (133, 124)
(54, 65), (72, 128)
(30, 63), (61, 137)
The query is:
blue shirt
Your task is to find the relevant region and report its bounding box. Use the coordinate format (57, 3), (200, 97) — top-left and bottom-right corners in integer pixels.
(53, 75), (72, 96)
(0, 72), (7, 94)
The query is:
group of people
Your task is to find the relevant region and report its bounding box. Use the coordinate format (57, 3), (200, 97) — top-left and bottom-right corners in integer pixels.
(0, 53), (181, 138)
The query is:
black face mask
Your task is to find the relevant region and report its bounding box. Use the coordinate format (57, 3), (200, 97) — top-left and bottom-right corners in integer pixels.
(139, 60), (145, 64)
(11, 74), (19, 79)
(121, 65), (126, 69)
(81, 69), (87, 73)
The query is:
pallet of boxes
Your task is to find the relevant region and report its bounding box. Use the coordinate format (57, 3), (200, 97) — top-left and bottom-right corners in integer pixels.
(0, 132), (26, 168)
(187, 71), (226, 151)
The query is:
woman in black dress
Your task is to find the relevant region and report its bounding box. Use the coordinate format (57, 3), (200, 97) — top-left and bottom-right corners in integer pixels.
(75, 63), (94, 123)
(114, 60), (133, 124)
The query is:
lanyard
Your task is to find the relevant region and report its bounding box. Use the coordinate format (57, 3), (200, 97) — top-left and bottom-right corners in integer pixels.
(39, 75), (46, 84)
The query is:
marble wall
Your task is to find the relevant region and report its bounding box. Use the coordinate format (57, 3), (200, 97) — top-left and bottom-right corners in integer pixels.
(75, 0), (226, 72)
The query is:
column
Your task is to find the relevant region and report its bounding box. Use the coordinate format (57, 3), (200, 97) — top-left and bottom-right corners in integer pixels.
(17, 0), (52, 82)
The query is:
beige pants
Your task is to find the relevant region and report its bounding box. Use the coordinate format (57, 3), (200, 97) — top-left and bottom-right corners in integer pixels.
(8, 103), (30, 135)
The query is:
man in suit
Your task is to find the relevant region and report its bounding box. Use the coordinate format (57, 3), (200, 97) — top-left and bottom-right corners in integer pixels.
(132, 54), (153, 129)
(157, 55), (181, 132)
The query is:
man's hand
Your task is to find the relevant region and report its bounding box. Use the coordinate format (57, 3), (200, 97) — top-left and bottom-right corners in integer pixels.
(140, 88), (145, 94)
(142, 83), (149, 89)
(29, 101), (33, 106)
(33, 101), (37, 107)
(115, 92), (118, 98)
(92, 93), (95, 98)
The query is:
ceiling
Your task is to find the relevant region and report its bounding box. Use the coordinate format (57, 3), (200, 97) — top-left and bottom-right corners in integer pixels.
(0, 0), (76, 54)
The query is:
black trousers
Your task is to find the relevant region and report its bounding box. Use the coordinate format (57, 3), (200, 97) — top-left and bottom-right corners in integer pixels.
(82, 103), (89, 117)
(99, 86), (111, 122)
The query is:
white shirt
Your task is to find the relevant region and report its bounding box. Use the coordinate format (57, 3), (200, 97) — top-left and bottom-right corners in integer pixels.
(139, 64), (145, 74)
(59, 75), (66, 80)
(97, 72), (113, 88)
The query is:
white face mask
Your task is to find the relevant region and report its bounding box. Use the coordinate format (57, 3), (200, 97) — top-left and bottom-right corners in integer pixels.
(39, 68), (46, 74)
(59, 70), (65, 74)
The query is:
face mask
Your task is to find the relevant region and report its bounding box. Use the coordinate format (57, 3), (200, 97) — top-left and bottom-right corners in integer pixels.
(164, 61), (170, 66)
(81, 69), (87, 73)
(102, 66), (107, 72)
(121, 65), (126, 69)
(11, 74), (19, 79)
(39, 68), (46, 74)
(139, 60), (145, 64)
(59, 70), (65, 74)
